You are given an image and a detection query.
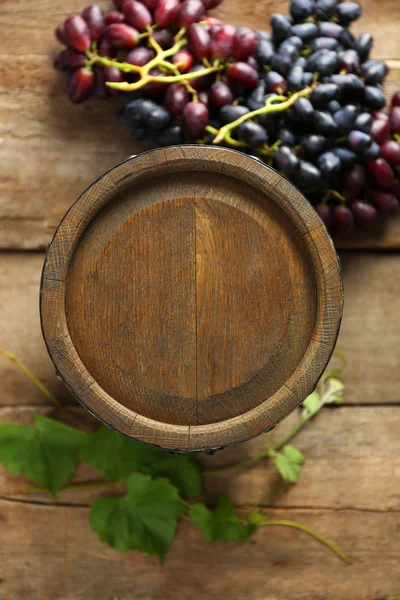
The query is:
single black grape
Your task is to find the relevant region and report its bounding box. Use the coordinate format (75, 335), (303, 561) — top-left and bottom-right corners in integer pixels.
(274, 145), (299, 176)
(361, 141), (381, 161)
(145, 105), (171, 130)
(238, 121), (268, 147)
(265, 70), (287, 93)
(311, 83), (340, 105)
(281, 36), (303, 51)
(311, 37), (339, 51)
(333, 105), (358, 132)
(306, 49), (339, 76)
(316, 0), (338, 20)
(291, 97), (314, 122)
(317, 151), (341, 176)
(327, 99), (341, 113)
(313, 110), (339, 136)
(348, 130), (372, 151)
(301, 133), (330, 156)
(354, 33), (373, 61)
(318, 22), (344, 39)
(362, 60), (388, 85)
(297, 160), (322, 186)
(332, 146), (357, 166)
(291, 22), (318, 41)
(287, 66), (305, 92)
(354, 112), (373, 133)
(363, 86), (386, 110)
(330, 74), (365, 100)
(271, 53), (294, 77)
(154, 123), (183, 146)
(256, 39), (275, 66)
(278, 127), (296, 146)
(338, 49), (360, 73)
(220, 104), (250, 123)
(246, 82), (266, 110)
(290, 0), (315, 22)
(271, 14), (293, 42)
(336, 2), (362, 25)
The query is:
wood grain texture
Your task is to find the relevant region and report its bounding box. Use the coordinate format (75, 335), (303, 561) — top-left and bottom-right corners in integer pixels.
(1, 1), (400, 250)
(2, 252), (399, 407)
(0, 500), (399, 600)
(40, 147), (342, 450)
(2, 404), (400, 512)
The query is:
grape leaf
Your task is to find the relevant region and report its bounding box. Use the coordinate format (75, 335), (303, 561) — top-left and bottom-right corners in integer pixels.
(0, 415), (88, 496)
(189, 494), (258, 542)
(80, 425), (202, 497)
(302, 390), (322, 419)
(90, 473), (184, 560)
(273, 444), (304, 483)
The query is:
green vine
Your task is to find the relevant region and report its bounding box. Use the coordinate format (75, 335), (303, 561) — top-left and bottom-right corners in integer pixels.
(0, 349), (350, 564)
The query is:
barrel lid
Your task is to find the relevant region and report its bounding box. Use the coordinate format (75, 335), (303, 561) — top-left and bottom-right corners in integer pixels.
(40, 146), (343, 451)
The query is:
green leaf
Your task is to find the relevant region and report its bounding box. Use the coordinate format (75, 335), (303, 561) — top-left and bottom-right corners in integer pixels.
(189, 494), (258, 543)
(80, 426), (202, 497)
(323, 377), (344, 405)
(274, 444), (304, 484)
(148, 454), (202, 498)
(90, 473), (184, 560)
(301, 390), (322, 419)
(0, 415), (88, 496)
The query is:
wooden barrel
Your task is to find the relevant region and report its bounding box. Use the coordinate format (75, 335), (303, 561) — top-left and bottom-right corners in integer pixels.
(40, 146), (343, 452)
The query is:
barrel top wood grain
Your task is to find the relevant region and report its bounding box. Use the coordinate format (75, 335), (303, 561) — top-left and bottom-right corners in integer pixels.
(40, 146), (343, 451)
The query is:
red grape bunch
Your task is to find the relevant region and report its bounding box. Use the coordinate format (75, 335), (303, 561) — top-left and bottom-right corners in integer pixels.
(54, 0), (400, 235)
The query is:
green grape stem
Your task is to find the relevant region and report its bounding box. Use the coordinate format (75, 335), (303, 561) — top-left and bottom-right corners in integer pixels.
(85, 31), (223, 93)
(211, 87), (314, 145)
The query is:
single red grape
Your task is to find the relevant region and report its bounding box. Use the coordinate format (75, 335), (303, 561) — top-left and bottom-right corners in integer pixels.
(143, 68), (168, 94)
(369, 118), (390, 144)
(233, 27), (258, 60)
(188, 64), (215, 90)
(334, 205), (354, 234)
(380, 140), (400, 166)
(210, 24), (236, 60)
(198, 90), (210, 108)
(171, 50), (194, 73)
(316, 205), (333, 231)
(123, 0), (152, 30)
(351, 200), (378, 227)
(64, 15), (92, 52)
(227, 61), (259, 88)
(373, 191), (400, 215)
(367, 158), (394, 188)
(103, 23), (139, 48)
(104, 65), (124, 95)
(105, 10), (125, 24)
(127, 46), (155, 66)
(98, 39), (113, 56)
(141, 0), (159, 8)
(202, 16), (223, 26)
(209, 81), (233, 107)
(53, 48), (87, 71)
(93, 66), (109, 99)
(372, 111), (389, 122)
(183, 101), (209, 138)
(152, 28), (174, 49)
(344, 164), (365, 198)
(178, 0), (204, 27)
(202, 0), (224, 7)
(187, 23), (211, 61)
(69, 66), (94, 102)
(391, 90), (400, 107)
(55, 23), (67, 44)
(164, 83), (189, 115)
(389, 106), (400, 134)
(155, 0), (180, 28)
(81, 5), (105, 41)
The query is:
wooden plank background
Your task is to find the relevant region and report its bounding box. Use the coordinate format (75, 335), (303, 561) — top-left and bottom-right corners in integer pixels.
(1, 0), (400, 598)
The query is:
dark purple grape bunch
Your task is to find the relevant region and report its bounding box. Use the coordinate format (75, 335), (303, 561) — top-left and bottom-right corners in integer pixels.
(53, 0), (400, 235)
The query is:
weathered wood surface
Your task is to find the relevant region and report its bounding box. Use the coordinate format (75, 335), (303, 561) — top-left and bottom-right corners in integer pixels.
(1, 403), (399, 512)
(0, 501), (399, 600)
(1, 0), (400, 249)
(2, 252), (399, 407)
